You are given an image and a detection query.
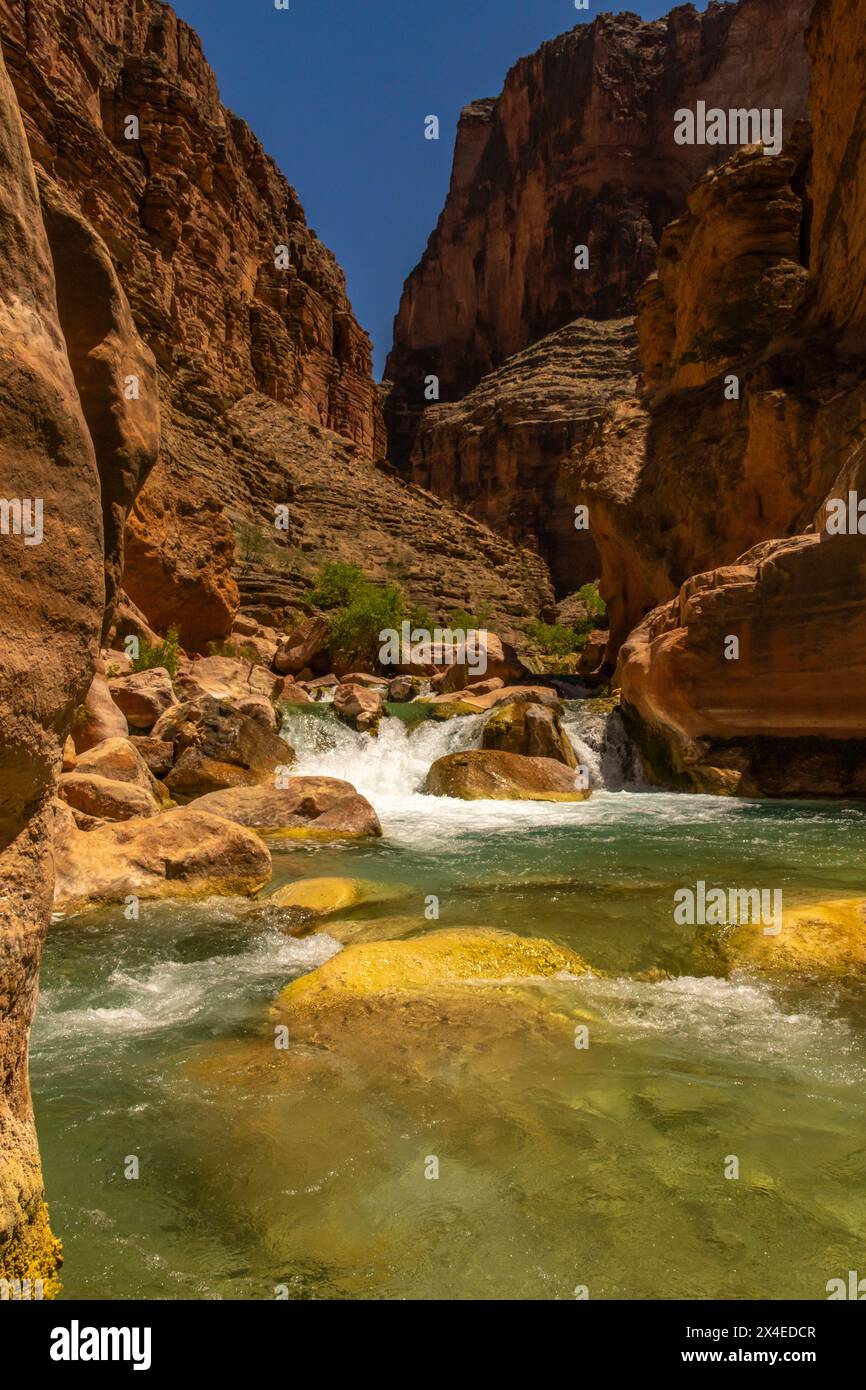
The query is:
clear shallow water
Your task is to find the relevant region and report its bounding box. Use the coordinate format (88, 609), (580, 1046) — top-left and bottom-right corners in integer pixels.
(31, 711), (866, 1299)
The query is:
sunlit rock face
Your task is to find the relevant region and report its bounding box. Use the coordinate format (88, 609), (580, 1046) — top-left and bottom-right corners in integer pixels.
(0, 40), (102, 1292)
(617, 535), (866, 797)
(0, 0), (379, 455)
(385, 0), (812, 469)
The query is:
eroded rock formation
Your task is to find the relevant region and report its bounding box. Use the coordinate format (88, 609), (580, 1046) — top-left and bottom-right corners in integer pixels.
(408, 318), (637, 593)
(0, 42), (102, 1292)
(615, 0), (866, 794)
(386, 0), (812, 469)
(0, 0), (552, 647)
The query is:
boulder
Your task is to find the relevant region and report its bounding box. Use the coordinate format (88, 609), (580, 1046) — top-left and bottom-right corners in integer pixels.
(173, 654), (279, 703)
(74, 735), (169, 804)
(333, 682), (383, 731)
(577, 629), (609, 675)
(58, 771), (160, 822)
(433, 633), (525, 693)
(724, 898), (866, 980)
(275, 679), (312, 705)
(273, 928), (590, 1016)
(387, 675), (418, 701)
(129, 736), (175, 780)
(340, 673), (389, 689)
(235, 693), (279, 730)
(482, 701), (577, 767)
(53, 807), (272, 915)
(425, 749), (591, 801)
(190, 776), (382, 839)
(62, 737), (77, 771)
(73, 673), (129, 752)
(152, 696), (292, 801)
(274, 616), (331, 676)
(107, 666), (177, 731)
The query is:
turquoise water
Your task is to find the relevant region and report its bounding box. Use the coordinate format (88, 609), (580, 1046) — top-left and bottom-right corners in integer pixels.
(30, 712), (866, 1300)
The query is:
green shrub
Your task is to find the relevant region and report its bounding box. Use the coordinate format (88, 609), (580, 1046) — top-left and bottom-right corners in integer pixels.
(308, 561), (368, 610)
(206, 640), (265, 666)
(132, 626), (181, 676)
(577, 581), (606, 622)
(329, 580), (405, 666)
(449, 606), (492, 633)
(525, 620), (586, 656)
(237, 520), (265, 564)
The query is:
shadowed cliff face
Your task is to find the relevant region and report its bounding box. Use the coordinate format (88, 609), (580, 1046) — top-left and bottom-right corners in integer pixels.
(408, 318), (638, 596)
(385, 0), (813, 471)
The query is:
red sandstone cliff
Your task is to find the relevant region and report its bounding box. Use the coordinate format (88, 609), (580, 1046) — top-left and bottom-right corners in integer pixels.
(615, 0), (866, 795)
(0, 0), (552, 649)
(0, 0), (378, 453)
(385, 0), (813, 591)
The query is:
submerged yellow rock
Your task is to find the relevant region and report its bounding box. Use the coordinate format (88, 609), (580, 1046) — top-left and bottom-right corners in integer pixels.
(273, 927), (590, 1015)
(265, 876), (409, 920)
(729, 898), (866, 978)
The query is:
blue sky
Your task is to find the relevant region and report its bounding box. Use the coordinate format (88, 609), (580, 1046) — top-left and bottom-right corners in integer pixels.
(172, 0), (709, 376)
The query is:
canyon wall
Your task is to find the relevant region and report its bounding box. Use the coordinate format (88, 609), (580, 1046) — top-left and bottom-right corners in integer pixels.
(0, 0), (550, 649)
(616, 0), (866, 794)
(0, 28), (160, 1284)
(386, 0), (813, 579)
(0, 0), (378, 453)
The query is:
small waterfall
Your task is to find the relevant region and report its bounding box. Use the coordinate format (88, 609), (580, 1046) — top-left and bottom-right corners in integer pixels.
(280, 707), (485, 802)
(563, 701), (647, 792)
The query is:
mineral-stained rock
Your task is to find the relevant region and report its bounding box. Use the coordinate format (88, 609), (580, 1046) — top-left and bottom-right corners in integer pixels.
(107, 668), (177, 732)
(273, 928), (590, 1018)
(53, 807), (273, 915)
(191, 777), (382, 840)
(0, 40), (102, 1291)
(425, 750), (590, 802)
(617, 535), (866, 796)
(482, 701), (577, 768)
(386, 0), (812, 461)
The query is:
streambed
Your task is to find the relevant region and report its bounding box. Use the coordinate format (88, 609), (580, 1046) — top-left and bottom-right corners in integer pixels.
(31, 707), (866, 1299)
